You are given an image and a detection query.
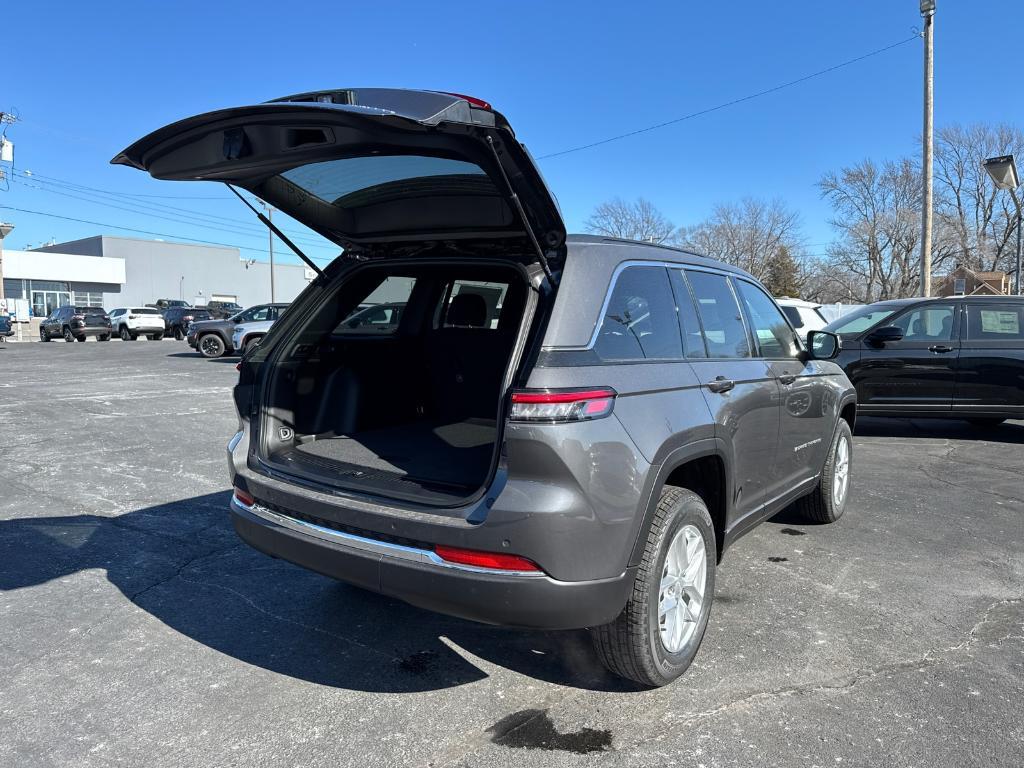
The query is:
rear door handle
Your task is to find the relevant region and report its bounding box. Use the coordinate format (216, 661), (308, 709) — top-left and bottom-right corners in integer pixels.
(928, 345), (954, 353)
(706, 376), (735, 394)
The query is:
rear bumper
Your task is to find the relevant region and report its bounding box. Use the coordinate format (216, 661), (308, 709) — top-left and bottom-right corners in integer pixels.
(73, 326), (112, 337)
(230, 496), (635, 630)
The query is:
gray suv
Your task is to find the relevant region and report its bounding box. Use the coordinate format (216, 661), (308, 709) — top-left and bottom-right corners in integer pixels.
(115, 88), (856, 687)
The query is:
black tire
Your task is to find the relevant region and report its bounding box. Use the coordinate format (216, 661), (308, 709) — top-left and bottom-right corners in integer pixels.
(795, 420), (853, 524)
(590, 487), (716, 688)
(243, 336), (262, 354)
(119, 326), (132, 341)
(173, 326), (184, 341)
(198, 333), (226, 358)
(98, 333), (111, 342)
(40, 327), (51, 342)
(76, 335), (87, 342)
(63, 327), (75, 343)
(966, 418), (1005, 428)
(148, 333), (164, 341)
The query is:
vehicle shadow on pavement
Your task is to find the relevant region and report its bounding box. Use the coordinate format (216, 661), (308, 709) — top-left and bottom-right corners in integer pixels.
(0, 491), (636, 694)
(854, 416), (1024, 444)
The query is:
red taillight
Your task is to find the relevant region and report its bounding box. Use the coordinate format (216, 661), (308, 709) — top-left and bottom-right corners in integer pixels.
(72, 314), (85, 321)
(235, 363), (242, 371)
(183, 315), (193, 322)
(434, 545), (541, 572)
(440, 92), (492, 110)
(233, 487), (254, 507)
(509, 388), (617, 423)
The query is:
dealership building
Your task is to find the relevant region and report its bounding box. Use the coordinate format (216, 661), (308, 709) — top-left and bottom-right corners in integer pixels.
(2, 235), (319, 319)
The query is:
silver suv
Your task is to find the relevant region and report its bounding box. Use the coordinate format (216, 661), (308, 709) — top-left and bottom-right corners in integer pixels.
(115, 89), (856, 687)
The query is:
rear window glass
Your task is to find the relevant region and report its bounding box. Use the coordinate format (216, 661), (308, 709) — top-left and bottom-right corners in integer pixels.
(189, 310), (212, 320)
(282, 155), (489, 206)
(77, 307), (106, 316)
(966, 304), (1024, 341)
(595, 267), (682, 361)
(337, 276), (416, 334)
(685, 271), (751, 358)
(131, 308), (161, 315)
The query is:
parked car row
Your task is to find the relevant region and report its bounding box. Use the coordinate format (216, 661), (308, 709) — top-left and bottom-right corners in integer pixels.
(186, 303), (290, 357)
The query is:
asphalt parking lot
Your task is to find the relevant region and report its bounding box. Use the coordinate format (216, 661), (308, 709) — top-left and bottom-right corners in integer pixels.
(1, 339), (1021, 767)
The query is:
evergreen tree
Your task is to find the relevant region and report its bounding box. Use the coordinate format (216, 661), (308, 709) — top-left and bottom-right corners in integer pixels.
(764, 245), (801, 297)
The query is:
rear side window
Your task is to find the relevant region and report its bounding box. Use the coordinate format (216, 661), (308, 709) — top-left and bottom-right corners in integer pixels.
(781, 306), (803, 328)
(337, 276), (416, 334)
(439, 280), (509, 329)
(966, 304), (1024, 341)
(735, 280), (800, 358)
(595, 267), (682, 361)
(685, 271), (751, 358)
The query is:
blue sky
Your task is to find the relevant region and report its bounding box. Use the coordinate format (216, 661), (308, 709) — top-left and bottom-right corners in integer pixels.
(3, 0), (1021, 265)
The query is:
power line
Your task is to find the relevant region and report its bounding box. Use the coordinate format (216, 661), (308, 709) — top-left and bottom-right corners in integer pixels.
(15, 169), (328, 245)
(536, 34), (921, 160)
(10, 171), (331, 248)
(0, 203), (338, 263)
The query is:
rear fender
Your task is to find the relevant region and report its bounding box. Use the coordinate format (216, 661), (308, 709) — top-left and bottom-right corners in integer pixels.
(627, 438), (734, 566)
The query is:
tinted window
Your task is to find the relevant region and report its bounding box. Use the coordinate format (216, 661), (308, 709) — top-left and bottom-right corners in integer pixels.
(282, 155), (489, 206)
(189, 310), (213, 321)
(891, 305), (955, 341)
(241, 306), (272, 323)
(827, 305), (901, 335)
(966, 304), (1024, 341)
(685, 271), (751, 358)
(735, 280), (800, 358)
(595, 267), (682, 361)
(781, 305), (803, 328)
(668, 270), (707, 357)
(337, 276), (416, 334)
(439, 280), (509, 329)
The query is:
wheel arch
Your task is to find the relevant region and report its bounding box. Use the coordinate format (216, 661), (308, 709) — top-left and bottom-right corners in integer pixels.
(628, 439), (733, 567)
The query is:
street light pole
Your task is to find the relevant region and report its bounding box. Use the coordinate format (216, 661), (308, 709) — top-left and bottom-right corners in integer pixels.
(920, 0), (936, 297)
(982, 155), (1021, 296)
(1011, 188), (1022, 296)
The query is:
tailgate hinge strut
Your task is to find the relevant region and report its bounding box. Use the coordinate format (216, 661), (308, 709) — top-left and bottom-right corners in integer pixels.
(485, 136), (557, 286)
(225, 184), (324, 278)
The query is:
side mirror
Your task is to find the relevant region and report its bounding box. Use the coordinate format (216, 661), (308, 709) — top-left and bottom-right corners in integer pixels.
(866, 325), (904, 345)
(807, 330), (841, 360)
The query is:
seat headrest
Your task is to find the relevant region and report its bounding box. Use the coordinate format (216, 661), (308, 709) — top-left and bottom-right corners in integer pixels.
(447, 293), (488, 328)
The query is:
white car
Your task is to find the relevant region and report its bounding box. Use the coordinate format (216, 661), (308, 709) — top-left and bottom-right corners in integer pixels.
(232, 319), (275, 354)
(108, 307), (166, 341)
(775, 297), (828, 335)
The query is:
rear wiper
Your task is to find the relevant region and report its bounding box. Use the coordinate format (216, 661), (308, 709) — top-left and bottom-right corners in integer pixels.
(485, 136), (556, 285)
(225, 184), (324, 278)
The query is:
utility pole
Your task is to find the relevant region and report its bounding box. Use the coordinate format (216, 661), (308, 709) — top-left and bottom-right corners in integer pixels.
(268, 206), (276, 303)
(0, 222), (13, 305)
(920, 0), (936, 297)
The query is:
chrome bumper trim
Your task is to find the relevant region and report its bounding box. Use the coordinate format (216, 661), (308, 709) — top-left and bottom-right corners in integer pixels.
(231, 494), (545, 578)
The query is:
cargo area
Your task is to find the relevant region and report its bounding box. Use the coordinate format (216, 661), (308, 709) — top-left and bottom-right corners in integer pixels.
(258, 261), (534, 505)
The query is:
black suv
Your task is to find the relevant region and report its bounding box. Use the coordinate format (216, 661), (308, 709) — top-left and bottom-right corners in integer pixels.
(826, 296), (1024, 425)
(163, 306), (213, 340)
(206, 300), (244, 319)
(186, 303), (289, 358)
(116, 88), (857, 687)
(40, 306), (112, 342)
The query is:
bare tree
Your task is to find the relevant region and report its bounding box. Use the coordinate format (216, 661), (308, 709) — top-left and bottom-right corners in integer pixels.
(933, 123), (1024, 272)
(818, 158), (956, 301)
(584, 197), (676, 244)
(677, 198), (804, 282)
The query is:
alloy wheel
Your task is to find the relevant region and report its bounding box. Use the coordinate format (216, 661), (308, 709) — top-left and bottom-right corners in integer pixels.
(832, 435), (850, 507)
(658, 524), (707, 653)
